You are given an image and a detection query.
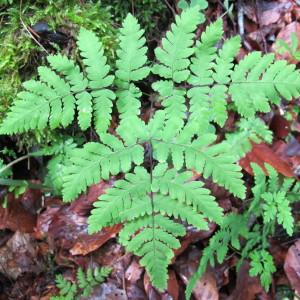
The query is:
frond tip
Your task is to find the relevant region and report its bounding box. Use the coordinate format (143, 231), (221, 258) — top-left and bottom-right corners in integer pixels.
(0, 28), (115, 135)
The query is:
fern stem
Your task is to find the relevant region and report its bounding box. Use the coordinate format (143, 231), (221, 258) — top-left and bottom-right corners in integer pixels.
(148, 140), (157, 258)
(0, 178), (49, 190)
(0, 153), (33, 175)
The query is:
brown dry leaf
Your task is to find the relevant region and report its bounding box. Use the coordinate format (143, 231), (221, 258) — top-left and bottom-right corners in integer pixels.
(272, 140), (300, 175)
(125, 258), (144, 284)
(143, 273), (175, 300)
(69, 224), (122, 255)
(174, 223), (216, 258)
(274, 21), (300, 63)
(243, 0), (292, 25)
(167, 270), (179, 300)
(228, 262), (269, 300)
(174, 248), (219, 300)
(0, 231), (44, 279)
(270, 114), (291, 139)
(284, 240), (300, 294)
(0, 189), (41, 233)
(124, 258), (147, 299)
(87, 283), (127, 300)
(35, 182), (121, 256)
(239, 142), (294, 177)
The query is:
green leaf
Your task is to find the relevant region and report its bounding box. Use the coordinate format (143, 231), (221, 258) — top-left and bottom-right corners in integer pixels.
(249, 250), (276, 291)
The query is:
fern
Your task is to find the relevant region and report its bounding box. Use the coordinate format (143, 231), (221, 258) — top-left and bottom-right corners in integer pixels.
(249, 250), (276, 291)
(89, 163), (221, 289)
(187, 163), (297, 298)
(51, 266), (111, 300)
(52, 274), (77, 300)
(1, 4), (300, 295)
(44, 139), (77, 195)
(0, 28), (115, 135)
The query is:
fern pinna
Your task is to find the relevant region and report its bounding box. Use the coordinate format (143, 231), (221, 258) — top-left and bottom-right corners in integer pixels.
(186, 163), (300, 298)
(1, 2), (300, 296)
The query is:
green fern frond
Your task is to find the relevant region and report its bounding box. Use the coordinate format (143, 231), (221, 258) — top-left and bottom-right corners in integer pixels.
(115, 13), (150, 138)
(89, 162), (223, 289)
(153, 7), (200, 82)
(3, 5), (300, 296)
(152, 6), (200, 129)
(265, 164), (279, 193)
(249, 250), (276, 291)
(54, 274), (77, 300)
(152, 163), (223, 224)
(62, 136), (144, 201)
(88, 166), (151, 233)
(0, 28), (115, 135)
(229, 52), (300, 117)
(52, 266), (111, 300)
(45, 139), (77, 195)
(119, 215), (185, 290)
(187, 20), (240, 129)
(225, 118), (273, 159)
(251, 162), (267, 201)
(77, 266), (112, 297)
(185, 214), (249, 299)
(152, 132), (245, 198)
(262, 191), (294, 236)
(152, 80), (186, 130)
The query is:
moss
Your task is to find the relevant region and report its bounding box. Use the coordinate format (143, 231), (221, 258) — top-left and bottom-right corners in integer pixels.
(100, 0), (171, 39)
(0, 0), (171, 150)
(0, 0), (117, 119)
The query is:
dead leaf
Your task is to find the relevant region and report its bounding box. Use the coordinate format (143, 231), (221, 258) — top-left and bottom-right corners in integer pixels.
(0, 189), (41, 233)
(239, 142), (294, 177)
(0, 231), (44, 279)
(174, 248), (219, 300)
(274, 21), (300, 63)
(284, 240), (300, 294)
(270, 114), (291, 139)
(174, 223), (216, 258)
(69, 224), (122, 255)
(125, 259), (144, 284)
(167, 270), (179, 300)
(243, 1), (292, 25)
(228, 261), (269, 300)
(35, 182), (120, 256)
(88, 283), (127, 300)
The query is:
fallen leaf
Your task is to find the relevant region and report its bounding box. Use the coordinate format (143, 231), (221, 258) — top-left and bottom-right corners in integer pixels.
(228, 261), (269, 300)
(167, 270), (179, 300)
(270, 114), (291, 139)
(239, 142), (294, 177)
(88, 283), (127, 300)
(174, 248), (219, 300)
(69, 224), (122, 255)
(274, 21), (300, 63)
(0, 195), (36, 233)
(0, 231), (44, 279)
(174, 223), (216, 258)
(243, 1), (292, 25)
(35, 182), (120, 256)
(284, 240), (300, 294)
(125, 258), (144, 284)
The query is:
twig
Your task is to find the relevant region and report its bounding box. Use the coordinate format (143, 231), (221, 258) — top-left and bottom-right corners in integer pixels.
(255, 0), (267, 53)
(0, 178), (49, 190)
(0, 153), (32, 175)
(18, 0), (49, 54)
(164, 0), (176, 18)
(237, 0), (244, 38)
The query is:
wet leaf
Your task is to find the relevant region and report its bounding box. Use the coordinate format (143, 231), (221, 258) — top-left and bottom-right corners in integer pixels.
(239, 143), (294, 177)
(284, 240), (300, 294)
